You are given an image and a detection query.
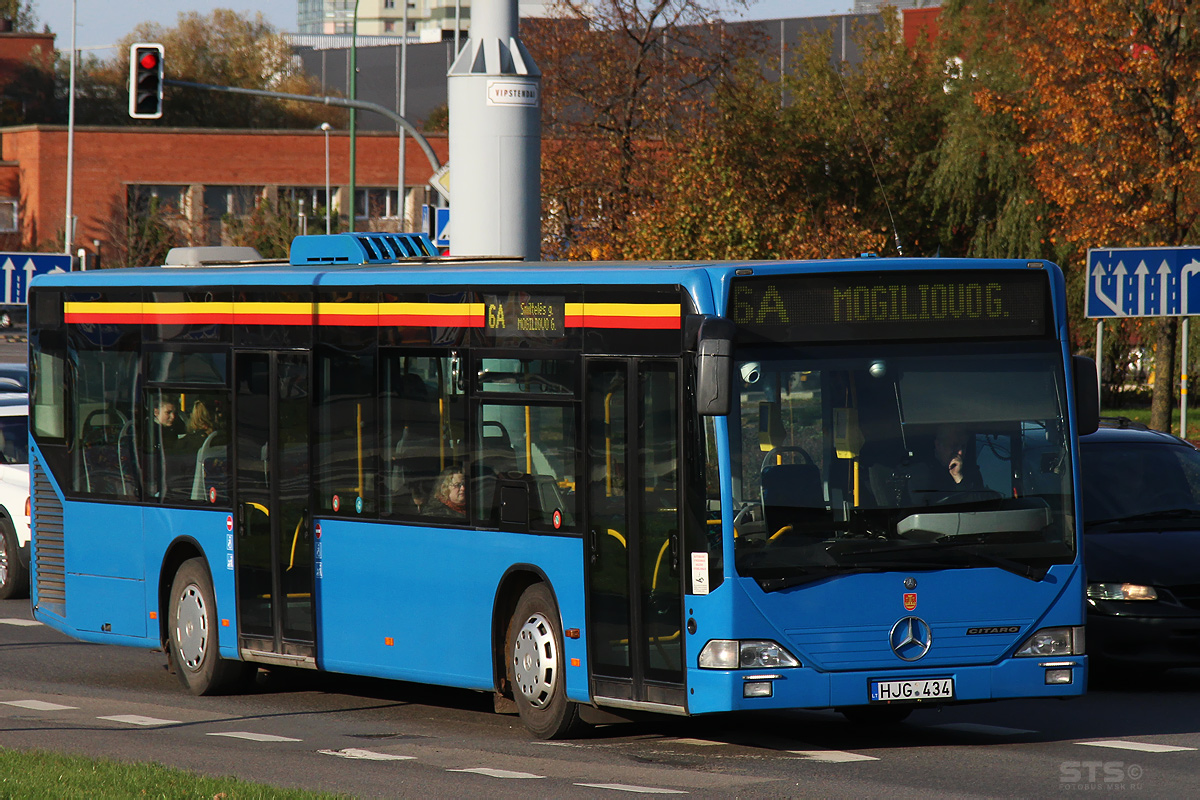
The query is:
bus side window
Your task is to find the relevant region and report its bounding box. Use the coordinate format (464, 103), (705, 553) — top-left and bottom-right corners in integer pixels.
(476, 402), (577, 530)
(72, 348), (139, 499)
(384, 354), (464, 518)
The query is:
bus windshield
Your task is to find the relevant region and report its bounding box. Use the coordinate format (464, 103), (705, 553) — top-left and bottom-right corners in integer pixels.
(729, 341), (1076, 589)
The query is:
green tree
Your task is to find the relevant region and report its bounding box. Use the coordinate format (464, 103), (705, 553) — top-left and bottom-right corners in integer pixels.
(224, 195), (306, 260)
(629, 12), (946, 261)
(922, 0), (1057, 262)
(76, 9), (347, 129)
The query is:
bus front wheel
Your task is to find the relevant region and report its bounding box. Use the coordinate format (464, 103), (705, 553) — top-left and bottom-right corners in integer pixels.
(168, 558), (248, 695)
(506, 583), (585, 739)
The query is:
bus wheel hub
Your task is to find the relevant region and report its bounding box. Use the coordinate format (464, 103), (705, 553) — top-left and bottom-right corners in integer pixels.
(513, 612), (558, 708)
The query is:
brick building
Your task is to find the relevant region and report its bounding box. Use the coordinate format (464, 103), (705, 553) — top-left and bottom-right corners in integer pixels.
(0, 125), (447, 260)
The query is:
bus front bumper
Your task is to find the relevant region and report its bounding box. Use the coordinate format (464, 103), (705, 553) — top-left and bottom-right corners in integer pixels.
(684, 656), (1087, 715)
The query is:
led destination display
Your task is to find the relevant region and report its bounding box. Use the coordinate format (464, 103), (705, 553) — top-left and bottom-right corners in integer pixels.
(730, 270), (1050, 343)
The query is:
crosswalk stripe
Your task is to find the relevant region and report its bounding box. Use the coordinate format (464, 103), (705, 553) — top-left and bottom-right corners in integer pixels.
(318, 748), (416, 761)
(575, 784), (687, 794)
(207, 731), (302, 743)
(0, 618), (41, 626)
(449, 767), (544, 779)
(788, 750), (879, 763)
(1, 699), (78, 711)
(1077, 740), (1197, 753)
(99, 715), (180, 726)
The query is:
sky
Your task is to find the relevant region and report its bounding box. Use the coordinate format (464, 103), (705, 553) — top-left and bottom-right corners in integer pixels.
(35, 0), (853, 52)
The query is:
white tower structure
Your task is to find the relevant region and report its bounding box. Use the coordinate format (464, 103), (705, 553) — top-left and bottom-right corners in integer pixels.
(447, 0), (542, 259)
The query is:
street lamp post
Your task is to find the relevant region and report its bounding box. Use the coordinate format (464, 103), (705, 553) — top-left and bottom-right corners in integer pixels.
(321, 122), (332, 235)
(64, 0), (77, 254)
(348, 0), (360, 232)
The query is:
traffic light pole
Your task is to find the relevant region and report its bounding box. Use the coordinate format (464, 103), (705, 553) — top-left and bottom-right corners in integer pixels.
(161, 78), (442, 177)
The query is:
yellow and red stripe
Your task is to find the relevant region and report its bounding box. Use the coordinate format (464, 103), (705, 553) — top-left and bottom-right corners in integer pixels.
(63, 299), (680, 330)
(564, 302), (681, 330)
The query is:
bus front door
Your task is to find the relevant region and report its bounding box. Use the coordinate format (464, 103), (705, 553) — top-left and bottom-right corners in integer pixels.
(233, 351), (316, 667)
(585, 360), (686, 711)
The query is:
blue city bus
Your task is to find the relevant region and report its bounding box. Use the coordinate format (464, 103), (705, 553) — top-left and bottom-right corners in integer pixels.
(27, 233), (1098, 738)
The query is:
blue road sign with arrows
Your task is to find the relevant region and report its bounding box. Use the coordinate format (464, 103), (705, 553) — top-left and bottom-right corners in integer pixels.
(0, 252), (71, 306)
(1086, 247), (1200, 318)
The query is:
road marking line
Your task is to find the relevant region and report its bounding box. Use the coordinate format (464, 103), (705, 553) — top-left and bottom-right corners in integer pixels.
(788, 750), (879, 763)
(575, 784), (687, 794)
(931, 723), (1036, 736)
(1078, 740), (1197, 753)
(0, 618), (41, 627)
(207, 731), (302, 743)
(318, 748), (416, 761)
(1, 700), (78, 711)
(669, 738), (725, 746)
(449, 767), (545, 779)
(99, 715), (180, 726)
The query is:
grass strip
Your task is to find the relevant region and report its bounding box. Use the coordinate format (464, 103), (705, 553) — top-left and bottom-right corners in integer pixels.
(0, 748), (345, 799)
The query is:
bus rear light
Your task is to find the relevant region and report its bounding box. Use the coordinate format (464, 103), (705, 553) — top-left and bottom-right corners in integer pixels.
(698, 639), (800, 669)
(24, 496), (30, 516)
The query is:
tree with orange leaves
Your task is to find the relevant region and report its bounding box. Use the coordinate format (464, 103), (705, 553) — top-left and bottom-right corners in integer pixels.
(981, 0), (1200, 431)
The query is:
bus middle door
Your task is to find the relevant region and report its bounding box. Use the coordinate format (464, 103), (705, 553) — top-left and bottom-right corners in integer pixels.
(584, 359), (686, 712)
(233, 351), (316, 667)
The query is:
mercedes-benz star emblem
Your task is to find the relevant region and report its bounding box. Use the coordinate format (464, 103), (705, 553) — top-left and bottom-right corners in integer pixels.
(903, 576), (917, 590)
(890, 616), (932, 661)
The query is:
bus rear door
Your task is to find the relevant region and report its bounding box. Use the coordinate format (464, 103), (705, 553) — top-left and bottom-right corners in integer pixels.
(233, 351), (316, 666)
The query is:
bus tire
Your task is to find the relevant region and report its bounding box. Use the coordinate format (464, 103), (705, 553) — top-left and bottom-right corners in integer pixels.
(0, 520), (27, 600)
(506, 583), (585, 739)
(168, 557), (248, 695)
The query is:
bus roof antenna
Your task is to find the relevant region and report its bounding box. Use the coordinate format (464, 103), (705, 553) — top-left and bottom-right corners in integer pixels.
(835, 67), (904, 256)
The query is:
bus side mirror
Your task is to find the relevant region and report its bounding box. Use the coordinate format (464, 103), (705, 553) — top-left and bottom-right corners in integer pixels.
(1072, 355), (1099, 436)
(695, 317), (734, 417)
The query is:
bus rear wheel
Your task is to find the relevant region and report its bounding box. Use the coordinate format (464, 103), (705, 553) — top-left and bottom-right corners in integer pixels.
(507, 583), (585, 739)
(168, 558), (249, 695)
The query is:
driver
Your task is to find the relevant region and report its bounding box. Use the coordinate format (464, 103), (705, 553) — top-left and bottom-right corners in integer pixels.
(904, 424), (987, 503)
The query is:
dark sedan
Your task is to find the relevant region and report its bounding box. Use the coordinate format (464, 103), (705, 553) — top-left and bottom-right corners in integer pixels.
(1081, 422), (1200, 672)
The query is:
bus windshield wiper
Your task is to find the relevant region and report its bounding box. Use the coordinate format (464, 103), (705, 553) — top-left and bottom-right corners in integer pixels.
(827, 540), (1047, 582)
(1087, 508), (1200, 529)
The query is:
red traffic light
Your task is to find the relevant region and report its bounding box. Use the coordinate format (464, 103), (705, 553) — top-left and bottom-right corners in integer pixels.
(128, 42), (164, 119)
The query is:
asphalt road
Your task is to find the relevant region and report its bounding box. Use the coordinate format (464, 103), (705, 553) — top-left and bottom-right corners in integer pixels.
(2, 597), (1199, 797)
(0, 335), (25, 366)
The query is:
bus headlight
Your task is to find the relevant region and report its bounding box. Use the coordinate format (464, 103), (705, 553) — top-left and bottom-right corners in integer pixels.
(1015, 626), (1085, 657)
(1087, 583), (1158, 601)
(698, 639), (800, 669)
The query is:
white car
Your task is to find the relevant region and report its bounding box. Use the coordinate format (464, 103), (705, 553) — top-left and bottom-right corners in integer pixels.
(0, 393), (29, 599)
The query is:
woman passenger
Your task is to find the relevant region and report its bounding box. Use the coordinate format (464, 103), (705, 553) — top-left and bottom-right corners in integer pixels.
(426, 466), (467, 518)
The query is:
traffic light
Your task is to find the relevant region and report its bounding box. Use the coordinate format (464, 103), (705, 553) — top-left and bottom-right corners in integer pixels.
(128, 43), (164, 119)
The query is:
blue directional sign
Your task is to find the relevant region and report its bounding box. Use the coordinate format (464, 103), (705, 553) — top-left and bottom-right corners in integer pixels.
(0, 252), (71, 306)
(435, 207), (451, 249)
(1086, 247), (1200, 318)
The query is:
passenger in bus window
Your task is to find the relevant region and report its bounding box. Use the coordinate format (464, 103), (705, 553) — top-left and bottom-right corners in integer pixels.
(149, 397), (187, 498)
(425, 467), (466, 518)
(186, 399), (215, 441)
